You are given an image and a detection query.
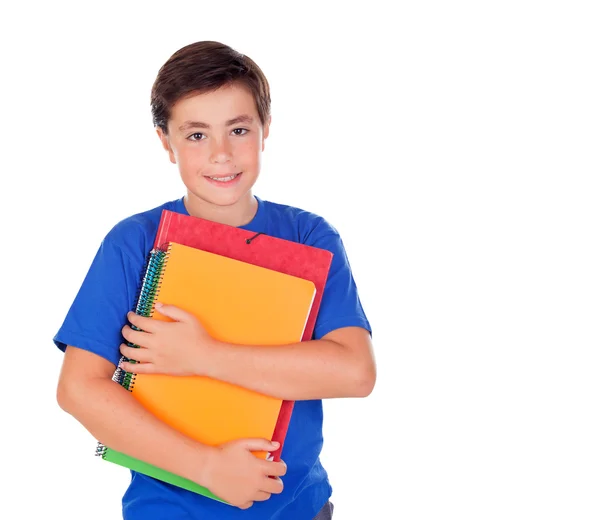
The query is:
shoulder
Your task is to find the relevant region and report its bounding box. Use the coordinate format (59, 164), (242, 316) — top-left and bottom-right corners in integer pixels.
(262, 200), (372, 339)
(103, 198), (183, 262)
(261, 198), (340, 247)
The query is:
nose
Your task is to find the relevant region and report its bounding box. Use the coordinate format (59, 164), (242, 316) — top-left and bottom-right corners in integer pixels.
(209, 137), (232, 164)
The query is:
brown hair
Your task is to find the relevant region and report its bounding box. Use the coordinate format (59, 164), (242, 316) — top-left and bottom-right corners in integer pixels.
(151, 41), (271, 133)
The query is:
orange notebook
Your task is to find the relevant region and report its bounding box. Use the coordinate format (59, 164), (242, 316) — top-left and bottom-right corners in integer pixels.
(97, 241), (316, 500)
(152, 209), (334, 463)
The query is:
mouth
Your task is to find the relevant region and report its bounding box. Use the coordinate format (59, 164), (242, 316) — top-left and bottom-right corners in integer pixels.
(204, 172), (242, 187)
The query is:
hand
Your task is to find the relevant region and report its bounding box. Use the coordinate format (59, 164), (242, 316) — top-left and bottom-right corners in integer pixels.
(118, 302), (217, 376)
(200, 439), (287, 509)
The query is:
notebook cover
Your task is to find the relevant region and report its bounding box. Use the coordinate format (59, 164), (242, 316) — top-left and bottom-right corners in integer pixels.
(154, 208), (333, 460)
(132, 242), (316, 447)
(102, 242), (316, 501)
(101, 448), (224, 501)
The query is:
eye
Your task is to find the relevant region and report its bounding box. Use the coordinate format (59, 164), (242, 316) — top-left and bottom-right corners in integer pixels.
(232, 128), (248, 136)
(188, 132), (206, 141)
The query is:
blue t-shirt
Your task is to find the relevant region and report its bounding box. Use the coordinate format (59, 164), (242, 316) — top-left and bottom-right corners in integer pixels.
(54, 196), (371, 520)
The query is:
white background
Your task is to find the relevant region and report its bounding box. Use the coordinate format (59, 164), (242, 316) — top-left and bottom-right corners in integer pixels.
(1, 1), (599, 518)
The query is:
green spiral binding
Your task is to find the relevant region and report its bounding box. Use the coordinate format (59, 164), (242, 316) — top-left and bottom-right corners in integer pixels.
(96, 246), (169, 459)
(115, 248), (168, 390)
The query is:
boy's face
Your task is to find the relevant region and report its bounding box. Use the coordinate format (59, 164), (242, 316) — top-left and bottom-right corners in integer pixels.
(157, 83), (269, 217)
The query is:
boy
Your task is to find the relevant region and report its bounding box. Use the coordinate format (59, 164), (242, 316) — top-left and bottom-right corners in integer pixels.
(54, 41), (375, 520)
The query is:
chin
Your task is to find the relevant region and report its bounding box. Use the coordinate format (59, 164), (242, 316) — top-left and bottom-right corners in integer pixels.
(190, 191), (245, 207)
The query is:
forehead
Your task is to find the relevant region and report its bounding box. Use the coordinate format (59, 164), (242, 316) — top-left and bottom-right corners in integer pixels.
(169, 84), (258, 124)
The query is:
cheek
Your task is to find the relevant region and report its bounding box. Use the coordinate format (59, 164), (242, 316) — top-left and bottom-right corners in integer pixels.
(177, 147), (207, 170)
(234, 140), (261, 163)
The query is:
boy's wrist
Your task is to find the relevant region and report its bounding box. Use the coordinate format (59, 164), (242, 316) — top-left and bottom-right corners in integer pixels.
(193, 337), (227, 379)
(180, 441), (219, 488)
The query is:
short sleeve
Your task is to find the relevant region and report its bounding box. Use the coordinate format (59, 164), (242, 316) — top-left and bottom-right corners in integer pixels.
(310, 233), (372, 340)
(53, 235), (143, 366)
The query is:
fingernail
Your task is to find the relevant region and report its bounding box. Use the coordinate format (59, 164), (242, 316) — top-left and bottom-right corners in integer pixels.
(271, 441), (280, 448)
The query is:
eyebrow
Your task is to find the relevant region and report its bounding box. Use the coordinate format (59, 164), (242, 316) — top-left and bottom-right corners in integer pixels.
(178, 115), (254, 132)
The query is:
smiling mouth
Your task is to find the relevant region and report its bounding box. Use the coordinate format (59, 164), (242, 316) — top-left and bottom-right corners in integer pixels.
(206, 173), (241, 182)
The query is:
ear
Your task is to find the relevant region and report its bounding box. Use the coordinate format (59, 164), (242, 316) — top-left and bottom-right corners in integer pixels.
(156, 127), (176, 164)
(261, 116), (271, 151)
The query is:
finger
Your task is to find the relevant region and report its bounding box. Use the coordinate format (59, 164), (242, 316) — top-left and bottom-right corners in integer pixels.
(153, 302), (192, 323)
(121, 324), (153, 347)
(237, 439), (280, 453)
(261, 459), (287, 478)
(119, 360), (156, 374)
(237, 502), (253, 510)
(252, 491), (272, 502)
(119, 344), (152, 363)
(260, 476), (284, 495)
(127, 311), (162, 333)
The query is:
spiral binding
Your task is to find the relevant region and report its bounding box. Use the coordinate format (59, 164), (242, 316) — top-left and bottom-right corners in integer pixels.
(95, 443), (107, 457)
(96, 244), (171, 458)
(113, 247), (169, 391)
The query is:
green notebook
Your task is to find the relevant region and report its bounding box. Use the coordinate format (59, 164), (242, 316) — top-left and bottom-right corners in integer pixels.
(97, 446), (224, 502)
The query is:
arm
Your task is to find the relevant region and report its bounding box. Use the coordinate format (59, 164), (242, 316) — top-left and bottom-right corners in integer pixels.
(119, 229), (376, 402)
(205, 326), (376, 401)
(57, 345), (286, 508)
(57, 345), (211, 482)
(120, 308), (376, 401)
(54, 231), (284, 508)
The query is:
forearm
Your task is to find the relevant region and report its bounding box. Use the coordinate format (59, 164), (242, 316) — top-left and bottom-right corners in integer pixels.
(120, 310), (376, 401)
(205, 337), (372, 401)
(58, 375), (213, 485)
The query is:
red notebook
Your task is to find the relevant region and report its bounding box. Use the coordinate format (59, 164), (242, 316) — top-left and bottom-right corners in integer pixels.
(153, 208), (333, 460)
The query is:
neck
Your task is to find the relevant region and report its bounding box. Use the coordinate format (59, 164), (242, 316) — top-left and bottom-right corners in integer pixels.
(183, 192), (258, 227)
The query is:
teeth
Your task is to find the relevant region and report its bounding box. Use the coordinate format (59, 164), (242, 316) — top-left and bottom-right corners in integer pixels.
(210, 174), (238, 182)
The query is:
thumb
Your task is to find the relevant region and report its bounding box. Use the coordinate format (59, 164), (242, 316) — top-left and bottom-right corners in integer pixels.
(153, 302), (192, 322)
(239, 438), (280, 452)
